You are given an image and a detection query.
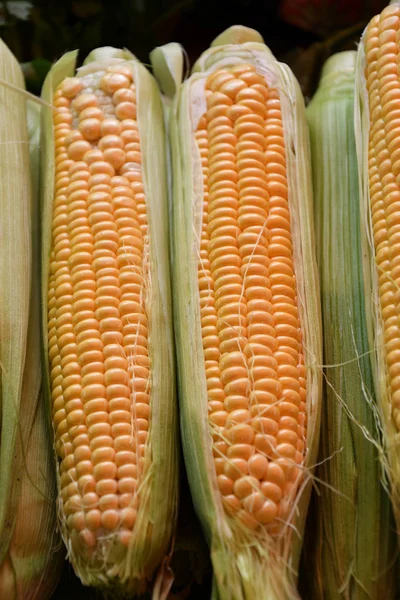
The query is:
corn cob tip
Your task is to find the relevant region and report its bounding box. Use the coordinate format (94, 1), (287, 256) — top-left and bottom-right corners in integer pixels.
(210, 25), (265, 48)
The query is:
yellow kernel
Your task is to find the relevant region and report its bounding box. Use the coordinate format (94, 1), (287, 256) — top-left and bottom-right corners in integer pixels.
(276, 443), (296, 459)
(222, 494), (241, 514)
(79, 118), (101, 141)
(85, 509), (102, 530)
(74, 446), (91, 462)
(260, 481), (283, 503)
(104, 148), (126, 170)
(118, 529), (132, 547)
(78, 474), (96, 494)
(255, 499), (278, 524)
(98, 494), (118, 511)
(82, 492), (99, 509)
(98, 134), (124, 150)
(109, 64), (133, 78)
(118, 464), (138, 479)
(233, 476), (260, 499)
(73, 93), (98, 113)
(70, 511), (85, 532)
(119, 493), (135, 508)
(242, 492), (264, 514)
(227, 444), (254, 460)
(61, 77), (83, 98)
(93, 461), (117, 480)
(224, 458), (248, 480)
(101, 509), (120, 530)
(113, 88), (136, 105)
(68, 140), (92, 161)
(100, 73), (130, 94)
(100, 117), (122, 136)
(79, 106), (104, 121)
(217, 474), (234, 495)
(92, 446), (115, 464)
(65, 130), (83, 147)
(115, 102), (136, 120)
(226, 424), (254, 445)
(96, 479), (118, 496)
(121, 507), (137, 528)
(266, 462), (286, 487)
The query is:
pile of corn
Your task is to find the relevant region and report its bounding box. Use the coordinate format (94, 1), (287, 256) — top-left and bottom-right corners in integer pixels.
(2, 2), (400, 599)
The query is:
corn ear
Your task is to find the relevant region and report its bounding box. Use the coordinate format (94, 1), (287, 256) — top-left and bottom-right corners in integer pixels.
(171, 26), (322, 600)
(307, 50), (396, 599)
(0, 41), (63, 599)
(40, 48), (178, 593)
(355, 2), (400, 531)
(0, 39), (31, 558)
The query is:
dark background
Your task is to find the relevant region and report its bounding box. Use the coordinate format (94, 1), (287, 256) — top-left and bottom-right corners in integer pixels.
(0, 0), (388, 598)
(0, 0), (389, 100)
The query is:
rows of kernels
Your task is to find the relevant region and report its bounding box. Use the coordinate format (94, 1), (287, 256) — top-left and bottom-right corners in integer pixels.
(364, 5), (400, 430)
(48, 62), (150, 551)
(196, 64), (307, 531)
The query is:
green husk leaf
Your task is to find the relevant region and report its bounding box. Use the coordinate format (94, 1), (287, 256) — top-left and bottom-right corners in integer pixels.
(0, 99), (64, 599)
(0, 38), (32, 565)
(210, 25), (265, 47)
(0, 46), (63, 598)
(40, 48), (178, 595)
(307, 50), (396, 599)
(150, 42), (185, 269)
(150, 43), (184, 100)
(171, 27), (322, 600)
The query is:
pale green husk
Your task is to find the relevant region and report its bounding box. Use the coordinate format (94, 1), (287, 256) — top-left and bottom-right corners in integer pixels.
(40, 48), (178, 594)
(307, 50), (395, 599)
(150, 42), (185, 268)
(171, 26), (322, 600)
(0, 41), (63, 598)
(355, 12), (400, 533)
(0, 38), (31, 561)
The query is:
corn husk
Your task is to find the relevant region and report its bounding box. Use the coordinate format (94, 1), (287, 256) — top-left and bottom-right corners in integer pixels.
(307, 50), (396, 599)
(170, 25), (322, 600)
(0, 40), (63, 599)
(355, 3), (400, 533)
(151, 43), (214, 597)
(150, 42), (184, 268)
(40, 48), (178, 594)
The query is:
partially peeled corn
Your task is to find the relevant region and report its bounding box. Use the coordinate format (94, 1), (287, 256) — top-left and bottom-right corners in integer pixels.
(171, 26), (322, 600)
(308, 50), (395, 599)
(41, 47), (177, 593)
(355, 1), (400, 531)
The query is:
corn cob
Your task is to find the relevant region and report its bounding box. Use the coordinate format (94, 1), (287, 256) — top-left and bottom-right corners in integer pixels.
(308, 50), (395, 599)
(355, 1), (400, 530)
(40, 47), (177, 593)
(171, 26), (322, 600)
(0, 42), (63, 599)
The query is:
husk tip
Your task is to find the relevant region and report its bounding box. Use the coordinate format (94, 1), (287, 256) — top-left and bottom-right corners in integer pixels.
(210, 25), (265, 48)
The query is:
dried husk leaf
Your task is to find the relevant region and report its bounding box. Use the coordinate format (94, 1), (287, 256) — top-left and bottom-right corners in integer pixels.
(307, 50), (396, 599)
(171, 26), (322, 600)
(40, 48), (178, 595)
